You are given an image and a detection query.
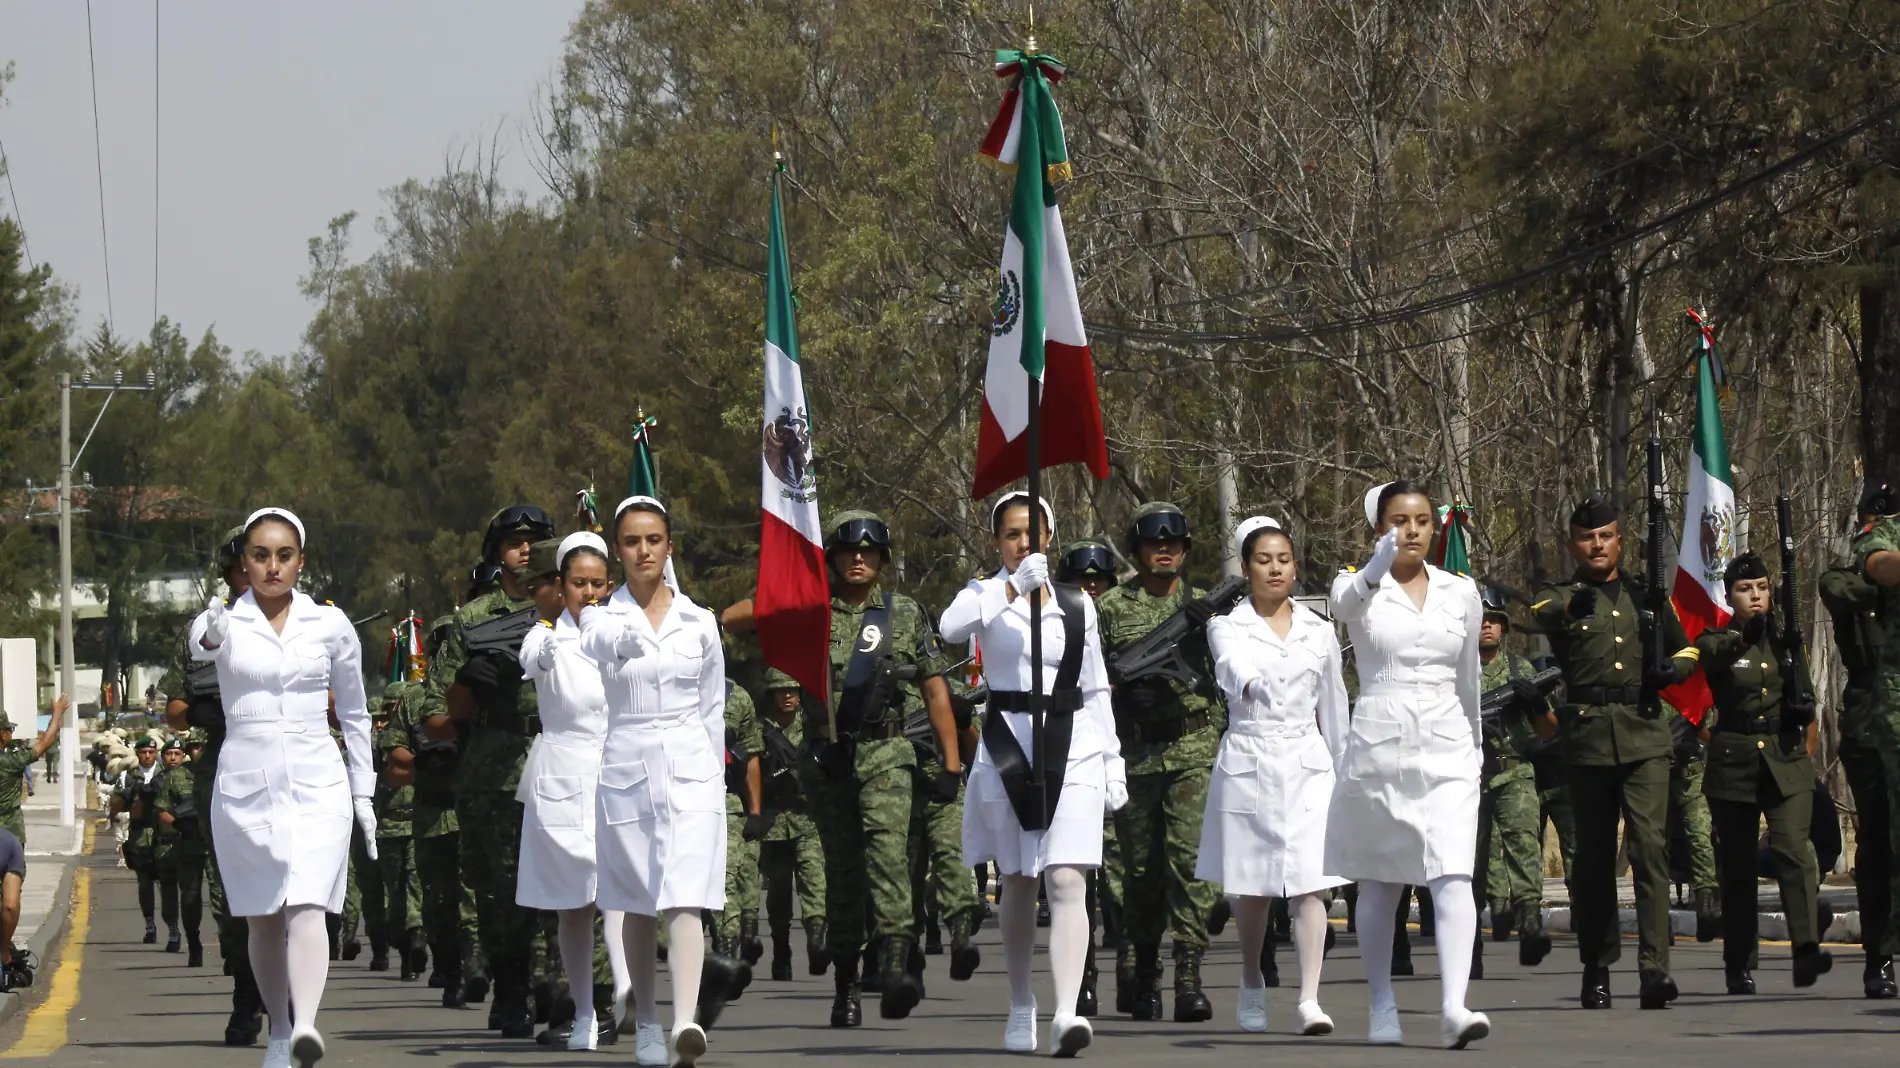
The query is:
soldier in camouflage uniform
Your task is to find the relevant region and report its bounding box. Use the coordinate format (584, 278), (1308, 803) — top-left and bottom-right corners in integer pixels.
(715, 679), (766, 998)
(416, 505), (555, 1037)
(1847, 481), (1900, 997)
(1096, 502), (1225, 1023)
(383, 616), (484, 1009)
(117, 737), (166, 946)
(906, 653), (982, 1001)
(1669, 700), (1721, 941)
(159, 528), (263, 1044)
(367, 688), (424, 978)
(0, 697), (63, 851)
(760, 670), (827, 981)
(803, 509), (957, 1027)
(1531, 497), (1701, 1011)
(1473, 586), (1556, 973)
(152, 738), (204, 963)
(1057, 539), (1119, 1016)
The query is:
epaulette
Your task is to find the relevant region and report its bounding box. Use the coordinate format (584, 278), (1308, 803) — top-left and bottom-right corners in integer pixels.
(324, 599), (335, 606)
(538, 618), (555, 629)
(1531, 599), (1552, 611)
(1342, 565), (1358, 574)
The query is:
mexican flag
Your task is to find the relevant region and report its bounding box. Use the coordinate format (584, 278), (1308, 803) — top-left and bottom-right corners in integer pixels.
(627, 410), (679, 592)
(385, 614), (425, 686)
(1660, 313), (1734, 724)
(971, 48), (1109, 500)
(1431, 504), (1473, 577)
(754, 160), (830, 702)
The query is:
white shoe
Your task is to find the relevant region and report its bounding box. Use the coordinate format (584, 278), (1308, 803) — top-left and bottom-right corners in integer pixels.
(1050, 1014), (1091, 1058)
(1368, 1004), (1402, 1045)
(1236, 984), (1267, 1032)
(615, 988), (637, 1035)
(1441, 1008), (1490, 1049)
(1297, 1000), (1333, 1036)
(567, 1010), (599, 1051)
(1005, 1000), (1038, 1053)
(288, 1028), (324, 1068)
(633, 1022), (668, 1067)
(672, 1022), (708, 1066)
(261, 1038), (292, 1068)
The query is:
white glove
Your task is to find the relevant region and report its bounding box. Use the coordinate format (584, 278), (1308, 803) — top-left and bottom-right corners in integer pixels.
(532, 634), (557, 673)
(612, 627), (644, 661)
(201, 596), (230, 647)
(354, 797), (379, 861)
(1242, 677), (1274, 706)
(1105, 779), (1130, 812)
(1360, 529), (1400, 586)
(1008, 553), (1050, 597)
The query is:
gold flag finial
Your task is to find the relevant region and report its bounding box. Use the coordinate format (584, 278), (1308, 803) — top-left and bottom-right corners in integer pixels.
(771, 122), (782, 165)
(1025, 1), (1037, 54)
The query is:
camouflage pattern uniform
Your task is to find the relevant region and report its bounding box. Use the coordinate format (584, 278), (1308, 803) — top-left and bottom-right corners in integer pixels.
(119, 747), (164, 934)
(1854, 516), (1900, 983)
(1097, 573), (1225, 1018)
(153, 746), (206, 960)
(362, 688), (422, 970)
(760, 674), (826, 977)
(388, 619), (483, 1005)
(716, 681), (764, 956)
(1476, 651), (1555, 950)
(1821, 557), (1900, 991)
(806, 582), (949, 1018)
(0, 729), (34, 847)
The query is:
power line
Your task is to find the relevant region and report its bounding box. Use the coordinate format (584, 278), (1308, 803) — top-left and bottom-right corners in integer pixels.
(84, 0), (115, 334)
(0, 138), (30, 269)
(152, 0), (159, 329)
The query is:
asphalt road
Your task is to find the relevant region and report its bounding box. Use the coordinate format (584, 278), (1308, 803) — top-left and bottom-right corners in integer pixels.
(5, 849), (1900, 1066)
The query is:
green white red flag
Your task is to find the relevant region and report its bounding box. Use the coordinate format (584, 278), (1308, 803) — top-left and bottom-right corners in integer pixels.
(971, 48), (1109, 499)
(1660, 310), (1734, 724)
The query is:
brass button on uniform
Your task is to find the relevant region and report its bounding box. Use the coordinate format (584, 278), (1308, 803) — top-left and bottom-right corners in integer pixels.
(1612, 610), (1621, 617)
(1756, 740), (1766, 750)
(1614, 636), (1624, 644)
(1614, 662), (1623, 671)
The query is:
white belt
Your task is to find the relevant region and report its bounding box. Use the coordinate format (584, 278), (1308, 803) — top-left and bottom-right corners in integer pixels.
(224, 711), (332, 736)
(1227, 718), (1316, 740)
(1359, 680), (1457, 702)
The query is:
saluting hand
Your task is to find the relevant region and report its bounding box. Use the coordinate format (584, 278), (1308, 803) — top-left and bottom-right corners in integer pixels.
(1360, 529), (1400, 586)
(1566, 584), (1598, 619)
(202, 596), (230, 648)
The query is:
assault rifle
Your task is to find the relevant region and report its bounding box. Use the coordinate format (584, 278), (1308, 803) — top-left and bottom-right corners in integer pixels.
(1643, 401), (1672, 706)
(1105, 576), (1249, 690)
(463, 607), (538, 663)
(1478, 666), (1563, 719)
(1777, 478), (1815, 728)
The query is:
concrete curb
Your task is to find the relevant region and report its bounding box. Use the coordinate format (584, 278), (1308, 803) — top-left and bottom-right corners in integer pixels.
(0, 835), (87, 1029)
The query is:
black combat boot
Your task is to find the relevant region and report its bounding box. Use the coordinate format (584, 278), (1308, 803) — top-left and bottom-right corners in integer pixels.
(535, 986), (577, 1046)
(1077, 949), (1099, 1017)
(406, 931), (427, 981)
(741, 911), (764, 967)
(1262, 925), (1281, 987)
(165, 925), (181, 953)
(369, 932), (389, 972)
(225, 959), (265, 1046)
(906, 935), (927, 997)
(1866, 956), (1898, 999)
(879, 935), (924, 1019)
(1115, 942), (1136, 1013)
(1130, 943), (1163, 1021)
(771, 931), (793, 982)
(1580, 964), (1611, 1009)
(441, 959), (467, 1009)
(699, 944), (746, 1030)
(830, 951), (863, 1028)
(143, 917), (158, 944)
(925, 914), (943, 955)
(340, 931), (361, 961)
(1390, 913), (1414, 977)
(861, 937), (885, 994)
(806, 920), (832, 976)
(1470, 928), (1484, 980)
(1171, 941), (1212, 1023)
(1638, 968), (1679, 1009)
(1694, 888), (1722, 943)
(719, 934), (754, 1000)
(1725, 967), (1756, 995)
(1491, 901), (1515, 942)
(1517, 907), (1552, 967)
(1206, 898), (1232, 937)
(187, 932), (204, 968)
(948, 914), (980, 981)
(1792, 943), (1834, 988)
(463, 942), (490, 1005)
(497, 971), (537, 1038)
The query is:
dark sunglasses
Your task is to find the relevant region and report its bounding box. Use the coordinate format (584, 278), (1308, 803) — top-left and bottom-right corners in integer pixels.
(831, 518), (890, 549)
(1060, 545), (1116, 578)
(1131, 511), (1191, 543)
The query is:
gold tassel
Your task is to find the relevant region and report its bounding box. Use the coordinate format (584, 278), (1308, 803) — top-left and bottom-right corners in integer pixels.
(1046, 160), (1073, 182)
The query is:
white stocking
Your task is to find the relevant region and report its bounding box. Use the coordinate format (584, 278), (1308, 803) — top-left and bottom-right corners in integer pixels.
(557, 907), (596, 1017)
(284, 905), (329, 1036)
(664, 908), (704, 1031)
(1232, 895), (1271, 989)
(1356, 880), (1402, 1013)
(1427, 874), (1477, 1015)
(248, 911), (291, 1040)
(1289, 892), (1328, 1004)
(623, 913), (660, 1026)
(1045, 865), (1088, 1017)
(601, 908), (631, 1003)
(999, 873), (1039, 1008)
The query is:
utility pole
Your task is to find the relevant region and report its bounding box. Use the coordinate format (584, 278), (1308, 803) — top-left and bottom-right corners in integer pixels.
(57, 367), (155, 828)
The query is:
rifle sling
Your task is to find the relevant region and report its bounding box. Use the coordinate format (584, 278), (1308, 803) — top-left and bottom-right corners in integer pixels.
(981, 582), (1085, 832)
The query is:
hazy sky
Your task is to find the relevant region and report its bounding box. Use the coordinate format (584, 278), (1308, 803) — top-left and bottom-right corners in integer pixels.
(0, 1), (584, 361)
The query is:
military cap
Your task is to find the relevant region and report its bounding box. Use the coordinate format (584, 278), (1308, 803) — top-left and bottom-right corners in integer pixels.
(0, 713), (13, 731)
(1479, 584), (1511, 624)
(1860, 479), (1898, 519)
(135, 735), (159, 751)
(215, 524), (249, 571)
(515, 537), (563, 584)
(482, 505), (555, 562)
(1057, 539), (1116, 580)
(764, 667), (801, 692)
(1569, 494), (1618, 530)
(1723, 551), (1769, 588)
(162, 737), (184, 753)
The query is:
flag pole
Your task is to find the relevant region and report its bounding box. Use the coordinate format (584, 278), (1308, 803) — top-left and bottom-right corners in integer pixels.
(1023, 23), (1049, 832)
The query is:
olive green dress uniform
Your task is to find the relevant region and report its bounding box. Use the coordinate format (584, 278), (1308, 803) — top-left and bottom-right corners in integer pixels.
(384, 623), (483, 1003)
(1820, 560), (1900, 978)
(1695, 621), (1823, 969)
(153, 753), (205, 960)
(804, 584), (949, 1011)
(716, 682), (765, 956)
(1096, 578), (1225, 1011)
(1477, 652), (1553, 928)
(1853, 517), (1900, 975)
(758, 686), (826, 976)
(418, 585), (541, 1028)
(1532, 574), (1696, 984)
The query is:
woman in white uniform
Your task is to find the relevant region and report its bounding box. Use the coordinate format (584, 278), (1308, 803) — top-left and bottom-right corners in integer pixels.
(1200, 516), (1347, 1037)
(578, 497), (726, 1067)
(190, 508), (378, 1068)
(518, 531), (624, 1050)
(940, 492), (1128, 1057)
(1326, 481), (1488, 1049)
